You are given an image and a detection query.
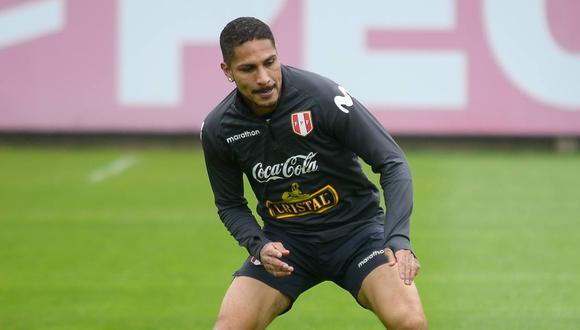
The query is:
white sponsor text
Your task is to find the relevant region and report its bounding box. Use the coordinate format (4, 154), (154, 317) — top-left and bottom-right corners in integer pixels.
(226, 130), (261, 144)
(358, 249), (385, 268)
(252, 152), (318, 183)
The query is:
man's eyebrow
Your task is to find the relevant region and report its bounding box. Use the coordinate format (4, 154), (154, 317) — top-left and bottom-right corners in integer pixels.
(236, 63), (256, 70)
(235, 54), (276, 70)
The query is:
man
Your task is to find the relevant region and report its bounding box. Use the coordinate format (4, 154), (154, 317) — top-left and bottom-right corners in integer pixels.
(202, 17), (427, 329)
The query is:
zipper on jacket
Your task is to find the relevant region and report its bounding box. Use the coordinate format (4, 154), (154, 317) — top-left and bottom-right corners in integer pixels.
(265, 118), (280, 151)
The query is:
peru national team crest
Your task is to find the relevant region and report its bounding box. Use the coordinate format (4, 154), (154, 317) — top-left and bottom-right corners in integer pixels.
(291, 111), (313, 137)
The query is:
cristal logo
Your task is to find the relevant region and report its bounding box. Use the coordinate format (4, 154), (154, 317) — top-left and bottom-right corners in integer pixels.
(252, 152), (319, 183)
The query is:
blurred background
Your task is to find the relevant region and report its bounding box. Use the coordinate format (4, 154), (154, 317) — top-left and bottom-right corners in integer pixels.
(1, 1), (579, 329)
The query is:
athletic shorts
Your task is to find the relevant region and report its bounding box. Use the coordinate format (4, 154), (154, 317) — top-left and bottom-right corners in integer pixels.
(233, 221), (389, 309)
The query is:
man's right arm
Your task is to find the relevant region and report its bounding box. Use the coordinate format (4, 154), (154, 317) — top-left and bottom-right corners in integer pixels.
(201, 121), (270, 259)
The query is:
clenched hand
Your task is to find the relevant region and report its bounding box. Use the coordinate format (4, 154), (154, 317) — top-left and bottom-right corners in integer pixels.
(260, 242), (294, 277)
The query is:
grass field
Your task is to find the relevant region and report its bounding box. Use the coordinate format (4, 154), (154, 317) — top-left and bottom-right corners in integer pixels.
(1, 146), (579, 329)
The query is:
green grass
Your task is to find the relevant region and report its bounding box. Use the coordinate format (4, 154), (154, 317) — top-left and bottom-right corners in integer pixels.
(1, 147), (579, 329)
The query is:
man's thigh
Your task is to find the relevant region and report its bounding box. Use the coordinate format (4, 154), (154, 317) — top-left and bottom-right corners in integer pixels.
(357, 263), (427, 329)
(214, 276), (291, 330)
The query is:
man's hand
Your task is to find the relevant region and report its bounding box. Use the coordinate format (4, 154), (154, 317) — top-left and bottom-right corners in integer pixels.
(385, 248), (420, 286)
(259, 242), (294, 277)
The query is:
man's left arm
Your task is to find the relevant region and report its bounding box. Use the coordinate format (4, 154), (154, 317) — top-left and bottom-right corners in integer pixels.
(324, 85), (420, 284)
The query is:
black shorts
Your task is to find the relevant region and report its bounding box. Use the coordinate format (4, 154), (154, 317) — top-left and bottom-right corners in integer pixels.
(234, 221), (389, 308)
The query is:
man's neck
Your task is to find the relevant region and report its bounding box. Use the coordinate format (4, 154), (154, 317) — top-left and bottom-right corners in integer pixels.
(250, 105), (276, 117)
(238, 94), (277, 117)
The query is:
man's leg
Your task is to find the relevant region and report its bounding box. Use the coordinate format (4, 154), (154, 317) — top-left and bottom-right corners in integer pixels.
(214, 276), (292, 330)
(357, 263), (427, 330)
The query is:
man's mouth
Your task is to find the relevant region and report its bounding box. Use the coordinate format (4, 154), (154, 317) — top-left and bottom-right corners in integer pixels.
(254, 86), (275, 96)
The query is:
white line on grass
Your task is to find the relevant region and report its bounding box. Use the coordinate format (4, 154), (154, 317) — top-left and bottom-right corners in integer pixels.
(88, 154), (139, 183)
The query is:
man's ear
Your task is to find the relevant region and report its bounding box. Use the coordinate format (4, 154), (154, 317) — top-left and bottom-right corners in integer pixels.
(221, 62), (234, 82)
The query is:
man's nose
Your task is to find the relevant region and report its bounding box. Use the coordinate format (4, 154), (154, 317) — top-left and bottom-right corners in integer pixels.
(256, 67), (270, 85)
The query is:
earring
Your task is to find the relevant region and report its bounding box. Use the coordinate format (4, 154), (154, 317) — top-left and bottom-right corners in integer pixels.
(228, 77), (234, 82)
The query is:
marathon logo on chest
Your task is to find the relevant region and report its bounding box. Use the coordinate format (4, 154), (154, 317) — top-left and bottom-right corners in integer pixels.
(226, 129), (261, 144)
(265, 183), (339, 220)
(291, 111), (313, 137)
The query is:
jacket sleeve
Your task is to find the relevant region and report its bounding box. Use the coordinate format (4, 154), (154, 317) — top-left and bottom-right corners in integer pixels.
(201, 120), (271, 259)
(321, 85), (414, 253)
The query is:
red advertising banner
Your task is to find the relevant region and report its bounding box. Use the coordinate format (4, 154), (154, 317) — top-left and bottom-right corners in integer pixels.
(1, 0), (579, 135)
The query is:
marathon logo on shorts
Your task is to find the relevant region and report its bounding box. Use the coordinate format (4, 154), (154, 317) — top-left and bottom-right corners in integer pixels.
(265, 183), (339, 219)
(357, 250), (384, 268)
(291, 111), (313, 137)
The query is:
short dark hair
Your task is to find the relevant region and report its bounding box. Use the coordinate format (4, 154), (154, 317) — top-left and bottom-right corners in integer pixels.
(220, 17), (276, 64)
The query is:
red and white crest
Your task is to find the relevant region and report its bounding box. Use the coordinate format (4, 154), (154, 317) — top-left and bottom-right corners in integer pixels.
(250, 257), (262, 266)
(291, 111), (313, 137)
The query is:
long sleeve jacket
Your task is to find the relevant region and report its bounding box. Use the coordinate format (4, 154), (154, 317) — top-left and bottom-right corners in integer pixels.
(202, 65), (413, 259)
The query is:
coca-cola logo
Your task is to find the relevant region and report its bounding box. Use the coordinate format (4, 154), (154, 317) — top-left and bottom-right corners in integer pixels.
(252, 152), (319, 183)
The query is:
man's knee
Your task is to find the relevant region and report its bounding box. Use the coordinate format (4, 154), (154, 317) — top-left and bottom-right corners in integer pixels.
(213, 312), (253, 330)
(390, 309), (428, 330)
(370, 299), (427, 330)
(213, 313), (234, 330)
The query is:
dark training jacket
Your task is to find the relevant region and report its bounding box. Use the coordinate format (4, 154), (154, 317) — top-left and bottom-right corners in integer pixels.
(202, 65), (413, 260)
